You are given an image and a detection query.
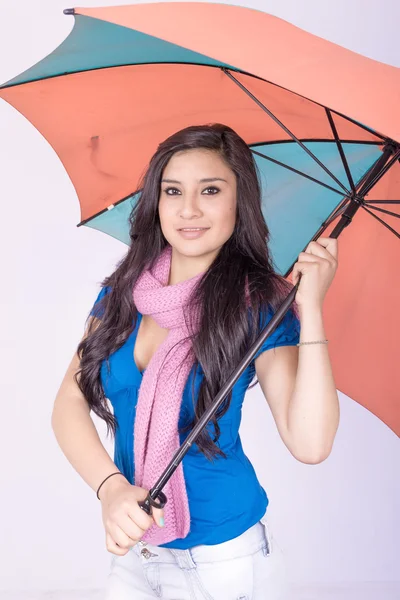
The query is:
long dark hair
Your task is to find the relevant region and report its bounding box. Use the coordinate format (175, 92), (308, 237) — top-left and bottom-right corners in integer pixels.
(75, 123), (297, 460)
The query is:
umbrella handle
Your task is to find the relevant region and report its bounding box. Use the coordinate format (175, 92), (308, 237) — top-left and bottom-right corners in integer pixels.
(138, 490), (168, 515)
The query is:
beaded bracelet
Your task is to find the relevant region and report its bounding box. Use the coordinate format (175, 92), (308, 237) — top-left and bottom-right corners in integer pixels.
(96, 471), (125, 500)
(297, 339), (329, 347)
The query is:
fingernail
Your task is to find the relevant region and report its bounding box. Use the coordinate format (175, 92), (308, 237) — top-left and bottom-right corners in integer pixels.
(159, 517), (164, 527)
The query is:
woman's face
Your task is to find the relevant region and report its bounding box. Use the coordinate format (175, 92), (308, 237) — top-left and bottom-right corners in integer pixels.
(158, 148), (237, 261)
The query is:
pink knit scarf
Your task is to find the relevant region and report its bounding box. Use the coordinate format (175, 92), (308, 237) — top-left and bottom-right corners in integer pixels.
(132, 245), (205, 545)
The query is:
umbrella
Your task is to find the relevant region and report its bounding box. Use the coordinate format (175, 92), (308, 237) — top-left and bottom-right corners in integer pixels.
(1, 2), (399, 513)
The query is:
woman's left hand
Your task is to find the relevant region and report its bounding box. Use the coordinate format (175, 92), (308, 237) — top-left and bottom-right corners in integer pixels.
(292, 237), (338, 310)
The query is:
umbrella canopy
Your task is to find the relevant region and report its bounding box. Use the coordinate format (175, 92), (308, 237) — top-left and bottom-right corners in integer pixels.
(1, 2), (399, 435)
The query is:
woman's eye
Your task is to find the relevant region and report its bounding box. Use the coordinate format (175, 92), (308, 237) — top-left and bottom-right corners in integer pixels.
(163, 186), (220, 195)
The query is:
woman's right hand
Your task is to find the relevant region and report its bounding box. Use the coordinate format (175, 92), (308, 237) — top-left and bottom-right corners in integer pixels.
(98, 475), (165, 556)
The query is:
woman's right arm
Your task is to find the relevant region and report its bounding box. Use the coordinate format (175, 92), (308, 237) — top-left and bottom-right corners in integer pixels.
(51, 317), (124, 500)
(50, 317), (164, 554)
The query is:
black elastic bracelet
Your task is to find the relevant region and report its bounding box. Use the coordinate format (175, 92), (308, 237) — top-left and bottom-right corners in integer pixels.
(96, 471), (124, 500)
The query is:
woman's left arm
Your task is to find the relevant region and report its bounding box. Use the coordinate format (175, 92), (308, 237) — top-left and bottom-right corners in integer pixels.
(255, 237), (340, 464)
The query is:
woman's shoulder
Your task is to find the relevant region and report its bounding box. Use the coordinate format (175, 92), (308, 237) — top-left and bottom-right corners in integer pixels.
(89, 284), (112, 319)
(251, 301), (300, 359)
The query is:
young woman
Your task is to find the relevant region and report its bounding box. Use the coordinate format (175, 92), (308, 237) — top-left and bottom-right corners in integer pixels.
(52, 123), (339, 599)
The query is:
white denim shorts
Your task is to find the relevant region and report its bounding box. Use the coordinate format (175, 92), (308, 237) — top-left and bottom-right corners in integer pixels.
(104, 512), (290, 599)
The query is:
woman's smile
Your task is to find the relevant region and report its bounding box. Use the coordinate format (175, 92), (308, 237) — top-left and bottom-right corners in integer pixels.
(177, 227), (210, 239)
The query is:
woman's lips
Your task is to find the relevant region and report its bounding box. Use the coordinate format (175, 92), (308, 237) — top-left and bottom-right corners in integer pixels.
(177, 228), (210, 239)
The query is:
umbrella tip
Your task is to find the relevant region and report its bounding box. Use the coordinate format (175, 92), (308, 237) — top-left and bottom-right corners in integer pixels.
(63, 8), (75, 15)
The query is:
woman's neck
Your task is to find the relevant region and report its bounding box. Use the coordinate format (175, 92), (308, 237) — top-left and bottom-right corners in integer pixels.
(168, 246), (217, 285)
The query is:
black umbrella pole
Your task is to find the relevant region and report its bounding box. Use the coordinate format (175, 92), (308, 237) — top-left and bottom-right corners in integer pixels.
(138, 274), (303, 515)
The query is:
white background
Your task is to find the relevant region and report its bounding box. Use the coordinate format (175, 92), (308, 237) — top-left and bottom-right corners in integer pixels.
(0, 1), (399, 598)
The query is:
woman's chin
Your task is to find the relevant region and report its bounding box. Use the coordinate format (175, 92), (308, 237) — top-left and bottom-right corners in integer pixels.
(171, 240), (219, 260)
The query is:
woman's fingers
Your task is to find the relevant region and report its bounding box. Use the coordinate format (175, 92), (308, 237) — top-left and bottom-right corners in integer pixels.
(300, 239), (338, 266)
(128, 495), (156, 531)
(105, 530), (130, 556)
(151, 505), (165, 528)
(106, 520), (146, 554)
(115, 520), (146, 547)
(132, 486), (165, 528)
(117, 513), (148, 545)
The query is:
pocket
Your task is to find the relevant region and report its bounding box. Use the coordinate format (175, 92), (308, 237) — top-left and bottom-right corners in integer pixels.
(259, 515), (273, 556)
(251, 544), (290, 600)
(252, 520), (290, 600)
(193, 554), (253, 600)
(143, 562), (162, 597)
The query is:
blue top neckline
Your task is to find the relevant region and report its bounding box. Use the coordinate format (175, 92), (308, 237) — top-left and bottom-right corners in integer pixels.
(132, 311), (145, 377)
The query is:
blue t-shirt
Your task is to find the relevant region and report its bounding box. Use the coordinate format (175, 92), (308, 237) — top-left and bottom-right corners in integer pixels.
(89, 285), (300, 549)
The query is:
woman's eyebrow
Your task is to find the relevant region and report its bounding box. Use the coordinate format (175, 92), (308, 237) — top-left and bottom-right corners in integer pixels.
(161, 177), (228, 184)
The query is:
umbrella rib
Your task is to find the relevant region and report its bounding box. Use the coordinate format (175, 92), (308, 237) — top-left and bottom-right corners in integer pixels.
(251, 138), (383, 148)
(325, 108), (356, 193)
(365, 200), (400, 204)
(325, 201), (351, 224)
(324, 167), (378, 225)
(361, 204), (400, 219)
(327, 108), (388, 142)
(313, 201), (351, 238)
(250, 149), (344, 196)
(359, 149), (400, 197)
(222, 68), (351, 196)
(361, 205), (400, 238)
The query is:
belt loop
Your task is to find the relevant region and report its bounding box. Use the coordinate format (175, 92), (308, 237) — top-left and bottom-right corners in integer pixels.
(170, 548), (197, 570)
(260, 516), (272, 556)
(188, 546), (197, 567)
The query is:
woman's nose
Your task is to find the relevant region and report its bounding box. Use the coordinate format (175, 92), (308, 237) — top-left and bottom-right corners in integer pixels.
(179, 194), (202, 217)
